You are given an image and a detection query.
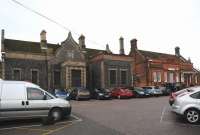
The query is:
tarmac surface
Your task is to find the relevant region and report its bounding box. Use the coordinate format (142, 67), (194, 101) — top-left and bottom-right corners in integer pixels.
(0, 96), (200, 135)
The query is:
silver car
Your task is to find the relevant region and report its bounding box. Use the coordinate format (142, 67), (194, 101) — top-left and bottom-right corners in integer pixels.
(172, 86), (200, 124)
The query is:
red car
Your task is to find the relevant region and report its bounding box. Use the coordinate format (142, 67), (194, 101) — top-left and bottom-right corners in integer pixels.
(111, 87), (133, 99)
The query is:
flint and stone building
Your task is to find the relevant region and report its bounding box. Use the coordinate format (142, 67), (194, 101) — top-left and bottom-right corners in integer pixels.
(1, 29), (199, 90)
(0, 30), (133, 91)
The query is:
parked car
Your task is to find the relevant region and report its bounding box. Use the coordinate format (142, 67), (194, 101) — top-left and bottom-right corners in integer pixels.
(0, 80), (71, 123)
(142, 86), (162, 96)
(171, 86), (200, 124)
(159, 86), (170, 96)
(70, 87), (90, 100)
(169, 87), (196, 106)
(111, 87), (133, 99)
(93, 88), (112, 100)
(128, 87), (146, 97)
(54, 89), (71, 101)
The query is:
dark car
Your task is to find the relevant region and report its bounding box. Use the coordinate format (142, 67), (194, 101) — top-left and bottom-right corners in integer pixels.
(93, 88), (112, 100)
(70, 87), (90, 100)
(128, 87), (146, 97)
(54, 89), (71, 101)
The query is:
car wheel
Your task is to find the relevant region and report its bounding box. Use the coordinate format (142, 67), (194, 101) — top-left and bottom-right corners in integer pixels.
(118, 95), (121, 99)
(50, 108), (63, 122)
(185, 109), (200, 124)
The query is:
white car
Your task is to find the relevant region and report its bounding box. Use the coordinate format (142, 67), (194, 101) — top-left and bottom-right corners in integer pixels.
(172, 86), (200, 124)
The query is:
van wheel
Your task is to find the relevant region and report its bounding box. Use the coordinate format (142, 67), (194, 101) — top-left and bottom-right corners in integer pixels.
(184, 109), (200, 124)
(50, 108), (63, 122)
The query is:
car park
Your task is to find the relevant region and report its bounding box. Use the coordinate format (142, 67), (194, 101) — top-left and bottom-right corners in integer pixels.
(54, 89), (71, 101)
(70, 87), (90, 100)
(142, 86), (162, 96)
(171, 86), (200, 124)
(128, 87), (146, 97)
(93, 88), (112, 100)
(0, 80), (71, 123)
(111, 87), (133, 99)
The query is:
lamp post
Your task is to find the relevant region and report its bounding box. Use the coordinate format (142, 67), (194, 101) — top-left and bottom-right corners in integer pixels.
(40, 30), (49, 90)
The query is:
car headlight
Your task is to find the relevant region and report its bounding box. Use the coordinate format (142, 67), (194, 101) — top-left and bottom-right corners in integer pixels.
(98, 93), (104, 96)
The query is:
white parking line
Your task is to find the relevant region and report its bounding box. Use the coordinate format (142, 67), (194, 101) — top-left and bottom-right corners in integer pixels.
(160, 106), (166, 123)
(0, 114), (82, 131)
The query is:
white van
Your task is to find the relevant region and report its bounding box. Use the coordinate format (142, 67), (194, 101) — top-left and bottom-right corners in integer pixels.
(0, 80), (71, 122)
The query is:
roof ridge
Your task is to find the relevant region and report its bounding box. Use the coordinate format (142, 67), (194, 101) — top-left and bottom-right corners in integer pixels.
(5, 38), (58, 46)
(138, 49), (175, 56)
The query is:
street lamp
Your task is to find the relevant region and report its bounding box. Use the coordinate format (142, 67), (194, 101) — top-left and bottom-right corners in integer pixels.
(40, 30), (49, 90)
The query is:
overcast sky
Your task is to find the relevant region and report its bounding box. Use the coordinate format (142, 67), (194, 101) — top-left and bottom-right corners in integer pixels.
(1, 0), (200, 68)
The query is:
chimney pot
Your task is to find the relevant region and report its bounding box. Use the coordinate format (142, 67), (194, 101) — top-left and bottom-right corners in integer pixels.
(130, 38), (137, 54)
(119, 36), (125, 55)
(79, 34), (86, 49)
(175, 46), (180, 56)
(40, 30), (47, 41)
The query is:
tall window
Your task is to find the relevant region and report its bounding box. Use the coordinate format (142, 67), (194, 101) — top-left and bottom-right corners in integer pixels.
(181, 73), (184, 82)
(31, 69), (39, 84)
(109, 69), (117, 85)
(120, 70), (127, 85)
(164, 72), (167, 82)
(54, 71), (61, 87)
(169, 72), (174, 83)
(176, 73), (179, 82)
(153, 71), (161, 82)
(13, 69), (21, 80)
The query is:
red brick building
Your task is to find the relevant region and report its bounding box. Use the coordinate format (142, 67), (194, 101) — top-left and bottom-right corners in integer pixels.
(129, 39), (200, 87)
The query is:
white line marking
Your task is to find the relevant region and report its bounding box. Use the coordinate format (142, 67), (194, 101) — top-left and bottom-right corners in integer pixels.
(160, 106), (166, 123)
(0, 114), (82, 131)
(0, 124), (42, 131)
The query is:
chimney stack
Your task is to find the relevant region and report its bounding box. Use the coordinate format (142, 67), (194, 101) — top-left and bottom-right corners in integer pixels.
(79, 34), (86, 49)
(106, 44), (112, 54)
(130, 38), (137, 54)
(175, 46), (180, 56)
(40, 30), (47, 50)
(1, 29), (5, 52)
(119, 37), (125, 55)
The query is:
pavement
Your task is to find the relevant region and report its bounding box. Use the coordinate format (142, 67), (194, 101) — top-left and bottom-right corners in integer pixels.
(0, 96), (200, 135)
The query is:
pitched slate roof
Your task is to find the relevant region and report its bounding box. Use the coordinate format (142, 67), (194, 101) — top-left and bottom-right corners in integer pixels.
(4, 39), (59, 54)
(85, 48), (107, 59)
(138, 50), (189, 63)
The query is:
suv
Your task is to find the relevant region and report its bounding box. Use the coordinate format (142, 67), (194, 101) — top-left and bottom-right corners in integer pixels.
(172, 86), (200, 124)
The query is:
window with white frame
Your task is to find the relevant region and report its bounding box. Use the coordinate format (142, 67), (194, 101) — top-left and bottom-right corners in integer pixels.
(176, 73), (179, 82)
(195, 76), (198, 84)
(169, 72), (174, 83)
(164, 72), (167, 82)
(153, 71), (161, 82)
(181, 73), (184, 82)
